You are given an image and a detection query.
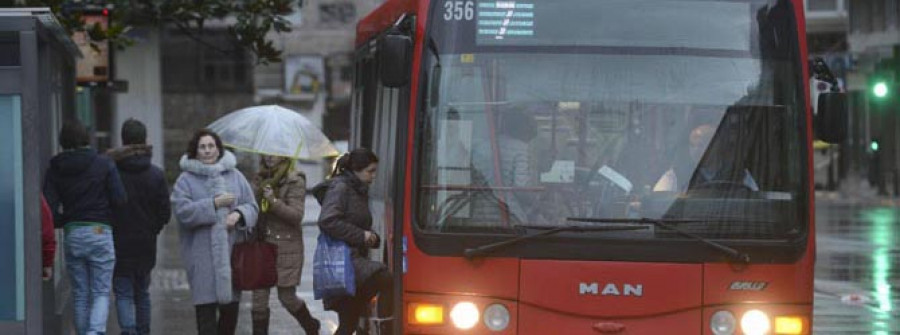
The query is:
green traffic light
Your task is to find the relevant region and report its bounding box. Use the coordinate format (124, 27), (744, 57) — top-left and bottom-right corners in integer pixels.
(873, 82), (889, 98)
(871, 140), (880, 152)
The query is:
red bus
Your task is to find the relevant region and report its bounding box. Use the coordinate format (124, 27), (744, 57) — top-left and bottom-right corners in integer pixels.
(350, 0), (846, 333)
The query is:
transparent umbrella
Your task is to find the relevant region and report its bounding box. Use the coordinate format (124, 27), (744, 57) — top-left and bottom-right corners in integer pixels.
(207, 105), (339, 160)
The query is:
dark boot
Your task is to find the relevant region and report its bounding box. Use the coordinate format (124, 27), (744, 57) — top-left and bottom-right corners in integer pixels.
(217, 302), (239, 335)
(251, 310), (270, 335)
(290, 303), (321, 335)
(334, 304), (360, 335)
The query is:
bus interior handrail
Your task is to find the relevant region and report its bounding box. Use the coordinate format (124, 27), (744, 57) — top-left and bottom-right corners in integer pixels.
(421, 184), (545, 192)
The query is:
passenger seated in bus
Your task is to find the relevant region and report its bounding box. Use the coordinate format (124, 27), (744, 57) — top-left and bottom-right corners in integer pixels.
(653, 123), (759, 192)
(470, 111), (540, 224)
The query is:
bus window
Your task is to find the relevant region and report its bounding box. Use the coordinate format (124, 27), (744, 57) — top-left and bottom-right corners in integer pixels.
(416, 0), (805, 240)
(358, 56), (378, 149)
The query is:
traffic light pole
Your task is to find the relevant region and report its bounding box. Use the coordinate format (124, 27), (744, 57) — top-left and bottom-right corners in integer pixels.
(865, 94), (872, 187)
(895, 105), (900, 197)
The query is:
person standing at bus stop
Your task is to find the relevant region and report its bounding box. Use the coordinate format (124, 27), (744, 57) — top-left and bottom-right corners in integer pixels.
(171, 129), (258, 335)
(250, 154), (320, 334)
(313, 148), (393, 335)
(108, 119), (171, 335)
(41, 194), (57, 281)
(44, 120), (127, 335)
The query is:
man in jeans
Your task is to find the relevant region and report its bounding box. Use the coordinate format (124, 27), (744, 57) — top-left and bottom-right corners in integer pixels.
(108, 119), (171, 335)
(44, 120), (127, 335)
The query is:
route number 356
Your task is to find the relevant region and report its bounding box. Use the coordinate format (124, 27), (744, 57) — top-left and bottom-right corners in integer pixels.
(444, 0), (475, 21)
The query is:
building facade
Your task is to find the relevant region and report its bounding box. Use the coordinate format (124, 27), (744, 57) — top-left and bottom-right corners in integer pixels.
(252, 0), (382, 184)
(845, 0), (900, 194)
(160, 28), (257, 176)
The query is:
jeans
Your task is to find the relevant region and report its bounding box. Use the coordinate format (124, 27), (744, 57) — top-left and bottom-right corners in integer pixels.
(113, 269), (152, 335)
(64, 225), (116, 335)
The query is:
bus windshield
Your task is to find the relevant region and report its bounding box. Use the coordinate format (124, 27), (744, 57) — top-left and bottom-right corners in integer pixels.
(416, 0), (807, 241)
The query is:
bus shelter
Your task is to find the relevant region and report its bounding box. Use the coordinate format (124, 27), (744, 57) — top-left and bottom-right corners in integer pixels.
(0, 8), (79, 335)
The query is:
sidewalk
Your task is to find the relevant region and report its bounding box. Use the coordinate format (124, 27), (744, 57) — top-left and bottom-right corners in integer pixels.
(102, 194), (336, 334)
(815, 174), (900, 207)
(302, 194), (322, 225)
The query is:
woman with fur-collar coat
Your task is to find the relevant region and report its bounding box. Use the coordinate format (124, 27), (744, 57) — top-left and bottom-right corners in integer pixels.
(170, 129), (258, 335)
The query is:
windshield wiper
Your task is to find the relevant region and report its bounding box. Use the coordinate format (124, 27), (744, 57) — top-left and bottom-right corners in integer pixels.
(464, 224), (647, 259)
(565, 217), (751, 264)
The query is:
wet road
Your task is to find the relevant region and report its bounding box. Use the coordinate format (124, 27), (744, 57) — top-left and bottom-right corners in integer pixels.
(813, 196), (900, 333)
(108, 194), (900, 334)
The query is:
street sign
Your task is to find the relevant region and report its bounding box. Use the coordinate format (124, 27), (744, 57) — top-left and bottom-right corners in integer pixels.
(73, 13), (110, 83)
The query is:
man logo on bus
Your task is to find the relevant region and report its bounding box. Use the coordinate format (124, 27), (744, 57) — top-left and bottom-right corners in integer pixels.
(578, 282), (643, 297)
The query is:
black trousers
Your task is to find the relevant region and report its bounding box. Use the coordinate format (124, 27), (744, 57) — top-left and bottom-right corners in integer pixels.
(195, 302), (239, 335)
(335, 270), (394, 335)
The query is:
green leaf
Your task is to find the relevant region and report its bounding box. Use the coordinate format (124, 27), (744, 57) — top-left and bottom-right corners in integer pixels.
(28, 0), (294, 65)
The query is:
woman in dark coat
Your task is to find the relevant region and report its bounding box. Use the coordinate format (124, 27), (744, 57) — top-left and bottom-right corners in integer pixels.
(312, 148), (393, 335)
(250, 155), (320, 334)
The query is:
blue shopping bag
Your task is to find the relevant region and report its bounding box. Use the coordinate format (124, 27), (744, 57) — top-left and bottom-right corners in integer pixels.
(313, 233), (356, 300)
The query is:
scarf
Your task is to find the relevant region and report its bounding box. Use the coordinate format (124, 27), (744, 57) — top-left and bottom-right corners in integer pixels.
(256, 159), (292, 213)
(179, 151), (237, 303)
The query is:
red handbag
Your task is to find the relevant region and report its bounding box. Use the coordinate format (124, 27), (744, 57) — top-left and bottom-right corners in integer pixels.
(232, 225), (278, 291)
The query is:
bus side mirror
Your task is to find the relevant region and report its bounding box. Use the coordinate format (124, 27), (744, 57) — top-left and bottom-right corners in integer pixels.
(815, 92), (847, 144)
(378, 33), (412, 88)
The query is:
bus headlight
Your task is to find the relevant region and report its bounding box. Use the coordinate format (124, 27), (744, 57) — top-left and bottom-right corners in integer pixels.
(740, 310), (771, 335)
(450, 302), (480, 330)
(709, 310), (736, 335)
(483, 304), (510, 331)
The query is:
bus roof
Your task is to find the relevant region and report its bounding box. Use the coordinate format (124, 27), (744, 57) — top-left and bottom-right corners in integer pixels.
(356, 0), (417, 47)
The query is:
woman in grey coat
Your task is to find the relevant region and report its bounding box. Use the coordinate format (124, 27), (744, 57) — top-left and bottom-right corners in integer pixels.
(312, 148), (393, 335)
(171, 129), (258, 335)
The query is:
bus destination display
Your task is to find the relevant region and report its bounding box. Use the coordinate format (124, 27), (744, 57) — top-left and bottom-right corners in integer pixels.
(476, 1), (536, 45)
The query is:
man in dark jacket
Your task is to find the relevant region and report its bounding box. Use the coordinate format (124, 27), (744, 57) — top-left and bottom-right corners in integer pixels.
(108, 119), (171, 335)
(44, 120), (127, 335)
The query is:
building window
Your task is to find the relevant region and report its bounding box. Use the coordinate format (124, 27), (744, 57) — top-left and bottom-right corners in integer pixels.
(319, 3), (356, 25)
(887, 0), (898, 29)
(808, 0), (837, 11)
(0, 95), (23, 321)
(0, 32), (19, 66)
(807, 33), (848, 53)
(872, 0), (886, 32)
(161, 29), (252, 93)
(850, 0), (872, 33)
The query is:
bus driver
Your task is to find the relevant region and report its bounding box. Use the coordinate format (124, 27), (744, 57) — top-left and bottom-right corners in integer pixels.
(653, 123), (759, 193)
